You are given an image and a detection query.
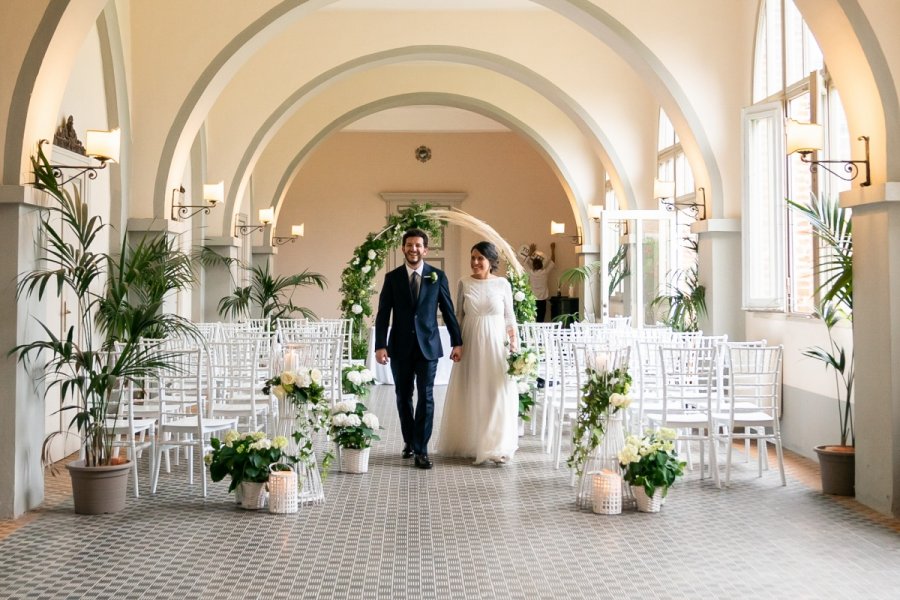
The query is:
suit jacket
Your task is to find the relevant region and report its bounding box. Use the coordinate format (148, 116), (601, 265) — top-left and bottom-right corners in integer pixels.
(375, 263), (463, 361)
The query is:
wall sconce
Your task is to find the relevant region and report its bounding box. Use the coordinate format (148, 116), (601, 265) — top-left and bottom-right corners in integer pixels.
(658, 185), (708, 220)
(588, 205), (604, 221)
(235, 207), (274, 236)
(170, 181), (223, 220)
(39, 128), (120, 185)
(551, 220), (582, 244)
(272, 224), (304, 246)
(785, 119), (871, 187)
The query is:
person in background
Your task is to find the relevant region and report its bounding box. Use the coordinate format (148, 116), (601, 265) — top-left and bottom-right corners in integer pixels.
(523, 242), (556, 322)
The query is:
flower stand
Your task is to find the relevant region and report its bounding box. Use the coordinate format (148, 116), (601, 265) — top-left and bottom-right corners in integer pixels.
(576, 412), (633, 510)
(268, 466), (298, 514)
(237, 481), (268, 510)
(632, 485), (664, 513)
(340, 447), (370, 474)
(275, 398), (325, 505)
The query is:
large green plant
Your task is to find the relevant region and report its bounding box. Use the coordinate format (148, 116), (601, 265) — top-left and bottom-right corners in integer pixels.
(650, 240), (707, 332)
(11, 147), (199, 467)
(789, 195), (854, 446)
(207, 254), (326, 324)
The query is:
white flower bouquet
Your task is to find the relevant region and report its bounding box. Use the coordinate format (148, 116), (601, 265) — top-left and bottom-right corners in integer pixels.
(329, 400), (381, 449)
(618, 428), (686, 498)
(206, 430), (295, 492)
(341, 364), (376, 397)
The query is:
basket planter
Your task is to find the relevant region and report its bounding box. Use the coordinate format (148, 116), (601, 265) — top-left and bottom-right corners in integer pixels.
(815, 445), (855, 496)
(340, 447), (371, 474)
(631, 485), (664, 513)
(237, 481), (268, 510)
(66, 460), (131, 515)
(517, 419), (526, 437)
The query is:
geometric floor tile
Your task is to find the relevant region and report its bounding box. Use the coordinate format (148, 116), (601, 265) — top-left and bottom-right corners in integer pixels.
(1, 385), (899, 599)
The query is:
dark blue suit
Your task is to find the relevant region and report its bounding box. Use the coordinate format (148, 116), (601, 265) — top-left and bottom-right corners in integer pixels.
(375, 263), (463, 456)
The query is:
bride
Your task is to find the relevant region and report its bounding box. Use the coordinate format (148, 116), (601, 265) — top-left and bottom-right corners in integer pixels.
(439, 241), (519, 464)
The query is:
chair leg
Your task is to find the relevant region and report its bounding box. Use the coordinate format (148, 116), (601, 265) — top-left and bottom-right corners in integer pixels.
(725, 429), (734, 487)
(775, 436), (786, 486)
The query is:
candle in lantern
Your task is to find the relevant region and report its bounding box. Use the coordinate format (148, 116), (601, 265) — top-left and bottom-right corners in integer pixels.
(592, 469), (622, 515)
(284, 350), (298, 373)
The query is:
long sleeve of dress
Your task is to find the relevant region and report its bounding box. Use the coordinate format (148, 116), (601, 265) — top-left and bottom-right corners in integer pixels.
(502, 279), (516, 330)
(456, 279), (466, 330)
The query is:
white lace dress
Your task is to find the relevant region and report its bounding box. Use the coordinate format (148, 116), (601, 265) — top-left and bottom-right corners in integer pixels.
(438, 276), (519, 464)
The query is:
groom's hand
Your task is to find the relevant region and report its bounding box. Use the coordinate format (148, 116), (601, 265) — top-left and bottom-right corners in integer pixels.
(450, 346), (463, 362)
(375, 349), (389, 365)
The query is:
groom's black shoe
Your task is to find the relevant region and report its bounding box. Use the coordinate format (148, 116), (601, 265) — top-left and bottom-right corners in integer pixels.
(414, 454), (433, 470)
(402, 444), (414, 459)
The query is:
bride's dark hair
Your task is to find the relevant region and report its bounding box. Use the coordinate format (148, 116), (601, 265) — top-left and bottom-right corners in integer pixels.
(471, 241), (500, 273)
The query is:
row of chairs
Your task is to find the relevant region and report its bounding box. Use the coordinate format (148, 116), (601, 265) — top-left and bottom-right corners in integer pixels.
(518, 322), (785, 487)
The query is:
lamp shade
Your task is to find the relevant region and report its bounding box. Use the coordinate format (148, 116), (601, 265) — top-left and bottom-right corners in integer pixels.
(258, 208), (274, 224)
(550, 221), (566, 236)
(203, 181), (224, 205)
(588, 205), (603, 220)
(785, 119), (824, 154)
(85, 128), (120, 163)
(653, 179), (675, 200)
(291, 224), (304, 237)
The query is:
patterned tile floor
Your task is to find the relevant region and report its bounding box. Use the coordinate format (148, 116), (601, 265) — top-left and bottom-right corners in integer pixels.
(2, 384), (900, 599)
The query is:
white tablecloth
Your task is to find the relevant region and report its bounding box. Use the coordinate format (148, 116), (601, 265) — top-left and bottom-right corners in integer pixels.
(367, 326), (454, 385)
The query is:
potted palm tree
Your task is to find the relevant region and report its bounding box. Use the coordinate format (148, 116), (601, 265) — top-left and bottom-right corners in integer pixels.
(11, 146), (199, 513)
(650, 240), (707, 332)
(789, 195), (854, 495)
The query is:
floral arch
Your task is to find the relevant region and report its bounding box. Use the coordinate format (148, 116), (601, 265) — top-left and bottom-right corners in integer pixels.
(339, 204), (536, 359)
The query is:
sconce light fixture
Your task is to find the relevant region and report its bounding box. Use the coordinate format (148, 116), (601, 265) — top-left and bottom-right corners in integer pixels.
(235, 207), (274, 236)
(655, 179), (707, 220)
(588, 205), (604, 221)
(170, 181), (223, 220)
(785, 119), (870, 187)
(551, 220), (582, 245)
(39, 128), (121, 185)
(272, 224), (304, 246)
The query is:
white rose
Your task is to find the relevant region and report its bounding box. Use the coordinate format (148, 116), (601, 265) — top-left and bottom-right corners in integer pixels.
(272, 385), (286, 401)
(609, 393), (625, 407)
(517, 381), (530, 394)
(281, 370), (296, 386)
(362, 413), (379, 429)
(352, 257), (360, 265)
(296, 371), (311, 388)
(513, 291), (526, 302)
(361, 265), (371, 274)
(367, 250), (377, 260)
(310, 368), (322, 384)
(346, 414), (362, 427)
(351, 304), (363, 315)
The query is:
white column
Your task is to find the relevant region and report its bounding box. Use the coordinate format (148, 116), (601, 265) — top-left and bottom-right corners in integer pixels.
(693, 219), (744, 340)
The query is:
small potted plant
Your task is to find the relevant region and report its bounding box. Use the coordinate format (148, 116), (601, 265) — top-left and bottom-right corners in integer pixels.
(341, 364), (376, 399)
(618, 428), (686, 512)
(206, 430), (295, 509)
(329, 400), (381, 473)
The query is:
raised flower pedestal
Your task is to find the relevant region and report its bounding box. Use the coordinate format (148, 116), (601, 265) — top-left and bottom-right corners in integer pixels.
(340, 447), (371, 474)
(237, 481), (268, 510)
(576, 412), (632, 510)
(631, 486), (664, 513)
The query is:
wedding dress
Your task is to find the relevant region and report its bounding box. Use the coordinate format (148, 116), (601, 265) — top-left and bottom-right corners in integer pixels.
(438, 276), (519, 464)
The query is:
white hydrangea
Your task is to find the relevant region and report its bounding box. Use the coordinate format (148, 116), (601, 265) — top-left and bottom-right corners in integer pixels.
(658, 427), (677, 441)
(332, 400), (355, 414)
(331, 413), (348, 428)
(345, 414), (362, 427)
(351, 303), (363, 315)
(249, 438), (272, 451)
(362, 413), (379, 429)
(513, 291), (526, 302)
(367, 249), (377, 260)
(272, 436), (288, 449)
(347, 370), (362, 385)
(618, 445), (640, 465)
(310, 368), (322, 384)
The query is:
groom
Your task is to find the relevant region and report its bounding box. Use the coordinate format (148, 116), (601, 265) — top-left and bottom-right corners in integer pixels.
(375, 228), (463, 469)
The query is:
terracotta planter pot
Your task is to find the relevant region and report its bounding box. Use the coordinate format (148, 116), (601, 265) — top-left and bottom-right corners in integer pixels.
(66, 460), (131, 515)
(815, 445), (855, 496)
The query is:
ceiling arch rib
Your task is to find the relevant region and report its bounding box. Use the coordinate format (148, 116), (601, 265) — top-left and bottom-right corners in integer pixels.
(210, 45), (637, 237)
(152, 0), (718, 224)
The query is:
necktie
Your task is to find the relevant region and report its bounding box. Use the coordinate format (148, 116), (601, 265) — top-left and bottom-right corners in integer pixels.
(410, 271), (420, 301)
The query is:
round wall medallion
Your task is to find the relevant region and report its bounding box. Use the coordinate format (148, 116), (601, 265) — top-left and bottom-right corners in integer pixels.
(415, 145), (432, 163)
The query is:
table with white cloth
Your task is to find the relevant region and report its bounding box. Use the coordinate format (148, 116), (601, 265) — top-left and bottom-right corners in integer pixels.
(367, 326), (454, 385)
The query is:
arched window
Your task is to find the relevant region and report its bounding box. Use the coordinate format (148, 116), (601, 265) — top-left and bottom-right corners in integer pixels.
(743, 0), (849, 313)
(657, 108), (696, 270)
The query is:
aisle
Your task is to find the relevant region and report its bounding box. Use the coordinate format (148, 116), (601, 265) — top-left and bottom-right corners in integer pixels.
(1, 385), (899, 599)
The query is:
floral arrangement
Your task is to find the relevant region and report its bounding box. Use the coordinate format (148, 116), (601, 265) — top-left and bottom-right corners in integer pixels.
(507, 347), (540, 420)
(618, 428), (686, 498)
(566, 365), (633, 477)
(206, 430), (295, 492)
(339, 203), (442, 359)
(341, 364), (376, 397)
(329, 400), (381, 449)
(263, 369), (332, 472)
(507, 270), (537, 323)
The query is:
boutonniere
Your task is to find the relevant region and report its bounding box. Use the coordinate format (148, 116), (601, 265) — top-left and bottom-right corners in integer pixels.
(427, 272), (439, 284)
